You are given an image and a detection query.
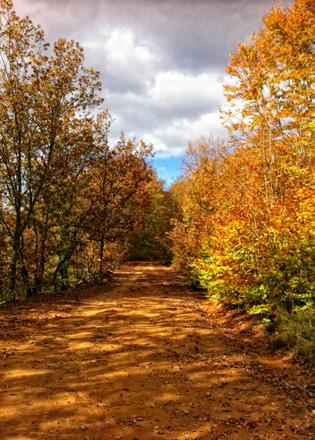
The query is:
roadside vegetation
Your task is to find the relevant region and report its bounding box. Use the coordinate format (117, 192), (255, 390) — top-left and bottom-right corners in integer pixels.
(0, 0), (313, 362)
(0, 0), (172, 302)
(170, 0), (314, 362)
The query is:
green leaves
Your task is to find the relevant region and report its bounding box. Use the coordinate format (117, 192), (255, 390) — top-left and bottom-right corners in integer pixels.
(170, 0), (314, 361)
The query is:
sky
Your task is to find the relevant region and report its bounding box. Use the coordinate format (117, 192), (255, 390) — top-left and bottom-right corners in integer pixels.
(14, 0), (291, 184)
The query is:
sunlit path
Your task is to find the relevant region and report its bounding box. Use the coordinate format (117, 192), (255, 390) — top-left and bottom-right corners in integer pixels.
(0, 263), (311, 440)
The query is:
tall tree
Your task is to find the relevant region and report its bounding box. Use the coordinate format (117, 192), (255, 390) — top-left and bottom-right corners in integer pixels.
(0, 0), (106, 296)
(222, 0), (313, 207)
(171, 0), (314, 336)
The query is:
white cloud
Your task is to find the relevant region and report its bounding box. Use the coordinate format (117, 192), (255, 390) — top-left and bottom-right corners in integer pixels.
(150, 71), (223, 107)
(83, 29), (160, 93)
(16, 0), (282, 161)
(82, 32), (227, 156)
(104, 30), (156, 70)
(107, 71), (227, 157)
(140, 112), (226, 158)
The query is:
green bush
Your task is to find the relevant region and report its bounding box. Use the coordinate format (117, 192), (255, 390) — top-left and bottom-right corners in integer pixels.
(274, 305), (314, 363)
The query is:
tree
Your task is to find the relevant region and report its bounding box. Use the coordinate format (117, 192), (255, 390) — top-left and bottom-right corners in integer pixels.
(222, 0), (313, 207)
(170, 0), (314, 359)
(85, 136), (154, 278)
(128, 172), (176, 262)
(0, 1), (106, 297)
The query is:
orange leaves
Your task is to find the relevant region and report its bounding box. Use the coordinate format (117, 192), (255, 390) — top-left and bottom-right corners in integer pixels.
(223, 0), (314, 150)
(0, 0), (154, 293)
(0, 1), (13, 11)
(171, 1), (314, 324)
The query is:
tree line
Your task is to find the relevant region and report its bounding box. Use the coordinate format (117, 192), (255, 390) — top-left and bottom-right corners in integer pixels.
(0, 0), (172, 302)
(170, 0), (314, 361)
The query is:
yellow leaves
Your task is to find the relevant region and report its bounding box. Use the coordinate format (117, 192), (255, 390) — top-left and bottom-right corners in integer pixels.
(171, 2), (313, 313)
(223, 0), (314, 146)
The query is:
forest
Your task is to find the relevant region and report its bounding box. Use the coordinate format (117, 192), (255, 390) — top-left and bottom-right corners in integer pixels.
(0, 0), (313, 359)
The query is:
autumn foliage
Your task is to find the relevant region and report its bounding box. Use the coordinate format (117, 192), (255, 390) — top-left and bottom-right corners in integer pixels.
(0, 0), (313, 360)
(170, 0), (314, 360)
(0, 1), (156, 300)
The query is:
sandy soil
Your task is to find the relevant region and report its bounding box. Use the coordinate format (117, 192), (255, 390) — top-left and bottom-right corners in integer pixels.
(0, 262), (313, 439)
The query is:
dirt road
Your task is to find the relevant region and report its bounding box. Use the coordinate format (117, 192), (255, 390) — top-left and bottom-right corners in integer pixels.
(0, 263), (313, 439)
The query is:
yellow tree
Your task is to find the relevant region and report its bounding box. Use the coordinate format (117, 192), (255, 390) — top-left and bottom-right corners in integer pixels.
(223, 0), (314, 207)
(221, 0), (314, 293)
(171, 0), (314, 321)
(128, 172), (177, 262)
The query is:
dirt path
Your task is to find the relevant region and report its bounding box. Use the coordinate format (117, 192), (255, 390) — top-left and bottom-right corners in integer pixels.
(0, 263), (313, 439)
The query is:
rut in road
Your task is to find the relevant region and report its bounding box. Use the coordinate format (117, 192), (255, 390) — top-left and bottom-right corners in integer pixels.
(0, 262), (312, 440)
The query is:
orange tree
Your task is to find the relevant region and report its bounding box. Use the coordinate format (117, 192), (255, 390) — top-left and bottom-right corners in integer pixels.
(170, 0), (314, 358)
(0, 1), (157, 300)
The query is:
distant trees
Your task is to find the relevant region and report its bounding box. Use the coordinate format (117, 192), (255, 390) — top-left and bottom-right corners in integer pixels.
(170, 0), (314, 360)
(86, 137), (153, 278)
(128, 172), (177, 262)
(0, 1), (155, 301)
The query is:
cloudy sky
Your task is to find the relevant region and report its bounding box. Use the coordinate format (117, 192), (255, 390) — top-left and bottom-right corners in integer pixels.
(15, 0), (290, 183)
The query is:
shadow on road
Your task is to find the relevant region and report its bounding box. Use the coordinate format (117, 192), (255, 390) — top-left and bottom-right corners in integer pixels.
(0, 262), (311, 439)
